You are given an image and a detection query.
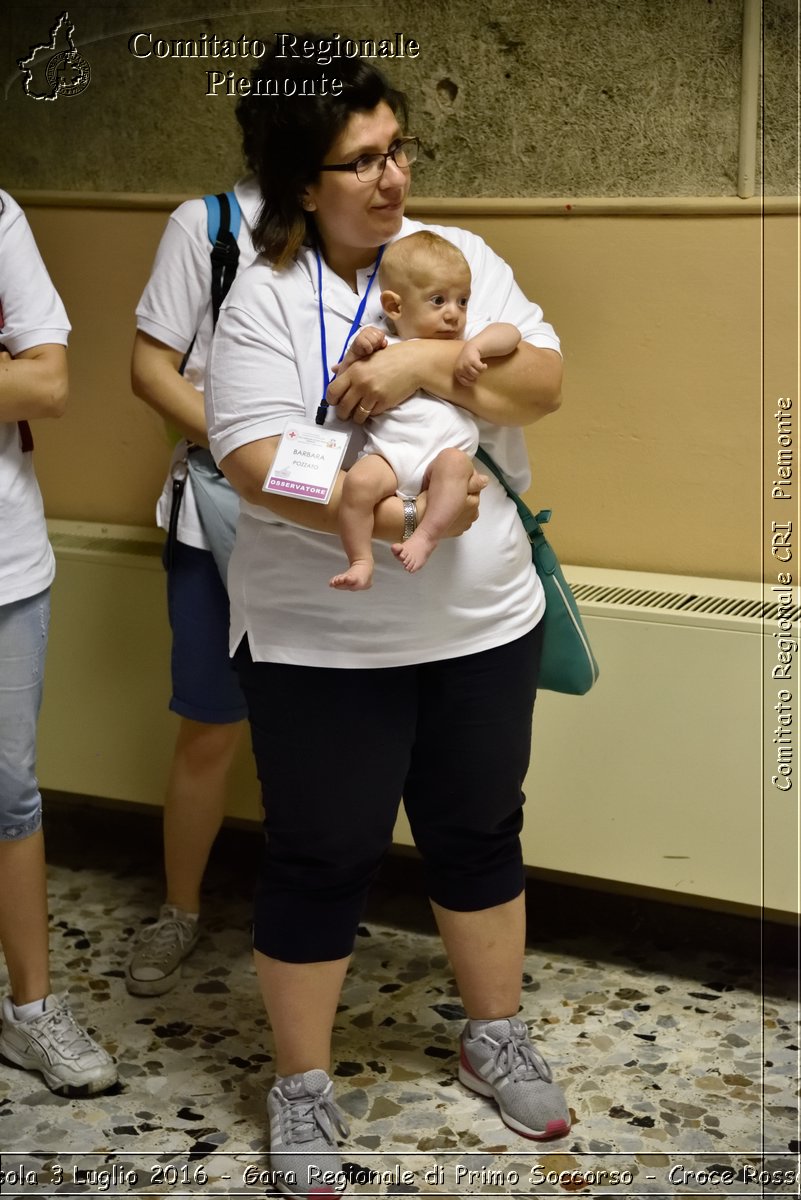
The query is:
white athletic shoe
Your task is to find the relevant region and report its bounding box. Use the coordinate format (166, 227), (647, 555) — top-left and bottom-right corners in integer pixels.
(0, 993), (118, 1096)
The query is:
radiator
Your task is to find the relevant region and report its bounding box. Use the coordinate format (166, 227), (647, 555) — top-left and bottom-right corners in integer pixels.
(39, 521), (798, 917)
(519, 568), (798, 918)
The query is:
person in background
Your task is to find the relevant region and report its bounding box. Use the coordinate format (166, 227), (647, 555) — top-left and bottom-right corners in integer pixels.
(207, 39), (570, 1197)
(126, 172), (261, 996)
(0, 190), (117, 1095)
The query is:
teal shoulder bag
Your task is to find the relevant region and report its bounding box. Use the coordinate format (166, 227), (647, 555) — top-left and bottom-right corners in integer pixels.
(476, 447), (599, 695)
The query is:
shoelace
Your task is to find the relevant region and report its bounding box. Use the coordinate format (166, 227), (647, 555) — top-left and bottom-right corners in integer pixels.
(136, 916), (194, 963)
(36, 1002), (97, 1059)
(489, 1026), (553, 1084)
(283, 1085), (350, 1146)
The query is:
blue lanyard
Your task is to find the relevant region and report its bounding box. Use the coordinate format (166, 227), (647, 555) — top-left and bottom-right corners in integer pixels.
(315, 243), (385, 426)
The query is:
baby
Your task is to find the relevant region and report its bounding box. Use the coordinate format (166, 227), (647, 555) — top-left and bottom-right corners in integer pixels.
(330, 231), (521, 590)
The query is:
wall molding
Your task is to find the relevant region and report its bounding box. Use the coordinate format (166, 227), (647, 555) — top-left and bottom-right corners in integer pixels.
(13, 190), (798, 216)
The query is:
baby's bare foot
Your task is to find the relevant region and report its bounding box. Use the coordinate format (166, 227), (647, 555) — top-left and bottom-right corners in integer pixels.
(330, 560), (374, 590)
(391, 529), (438, 573)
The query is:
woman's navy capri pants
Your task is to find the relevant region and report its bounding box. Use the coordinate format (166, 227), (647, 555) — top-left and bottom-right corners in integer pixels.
(235, 621), (543, 963)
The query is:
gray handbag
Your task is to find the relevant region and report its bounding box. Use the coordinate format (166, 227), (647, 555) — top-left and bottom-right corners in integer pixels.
(185, 447), (240, 580)
(166, 190), (242, 581)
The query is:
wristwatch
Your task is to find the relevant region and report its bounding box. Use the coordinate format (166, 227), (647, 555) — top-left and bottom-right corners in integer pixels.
(402, 498), (418, 541)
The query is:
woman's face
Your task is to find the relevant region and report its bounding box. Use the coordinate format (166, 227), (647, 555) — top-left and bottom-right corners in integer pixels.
(303, 101), (411, 276)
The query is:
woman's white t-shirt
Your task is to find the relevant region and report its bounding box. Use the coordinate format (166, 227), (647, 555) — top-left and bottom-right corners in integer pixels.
(207, 218), (560, 669)
(0, 191), (70, 607)
(134, 176), (261, 550)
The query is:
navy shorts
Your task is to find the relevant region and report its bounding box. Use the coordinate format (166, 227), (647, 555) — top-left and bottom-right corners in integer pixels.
(166, 540), (247, 724)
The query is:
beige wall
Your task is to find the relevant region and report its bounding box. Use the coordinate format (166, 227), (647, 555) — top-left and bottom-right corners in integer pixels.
(23, 201), (791, 582)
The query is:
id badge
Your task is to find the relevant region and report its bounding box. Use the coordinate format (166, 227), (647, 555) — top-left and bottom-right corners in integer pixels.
(263, 419), (350, 504)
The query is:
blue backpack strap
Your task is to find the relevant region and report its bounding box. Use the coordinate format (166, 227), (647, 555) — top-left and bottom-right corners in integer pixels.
(203, 191), (241, 328)
(204, 192), (221, 243)
(179, 191), (241, 375)
(226, 190), (241, 240)
(204, 190), (241, 243)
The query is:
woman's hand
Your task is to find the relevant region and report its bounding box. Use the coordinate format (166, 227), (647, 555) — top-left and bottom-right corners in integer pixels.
(417, 468), (489, 538)
(326, 338), (424, 424)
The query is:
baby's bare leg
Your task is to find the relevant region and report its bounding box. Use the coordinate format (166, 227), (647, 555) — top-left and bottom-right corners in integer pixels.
(330, 453), (398, 591)
(392, 447), (474, 573)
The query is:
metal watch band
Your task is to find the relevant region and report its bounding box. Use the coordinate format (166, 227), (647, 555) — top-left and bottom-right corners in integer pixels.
(401, 498), (418, 541)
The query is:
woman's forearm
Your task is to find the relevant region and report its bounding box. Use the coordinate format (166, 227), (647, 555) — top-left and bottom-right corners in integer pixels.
(131, 332), (209, 446)
(327, 338), (562, 427)
(219, 437), (409, 542)
(0, 345), (68, 422)
(414, 338), (563, 425)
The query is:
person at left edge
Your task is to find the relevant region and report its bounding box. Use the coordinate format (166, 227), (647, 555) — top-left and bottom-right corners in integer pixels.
(126, 175), (261, 996)
(0, 189), (118, 1095)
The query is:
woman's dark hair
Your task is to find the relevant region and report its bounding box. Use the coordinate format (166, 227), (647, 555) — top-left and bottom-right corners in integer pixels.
(236, 34), (408, 267)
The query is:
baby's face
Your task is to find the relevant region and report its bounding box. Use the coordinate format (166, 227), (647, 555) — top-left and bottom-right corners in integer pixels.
(394, 267), (471, 341)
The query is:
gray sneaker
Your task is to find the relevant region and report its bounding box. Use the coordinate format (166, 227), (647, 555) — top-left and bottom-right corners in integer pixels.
(0, 994), (118, 1096)
(458, 1017), (571, 1140)
(125, 904), (199, 996)
(267, 1069), (350, 1197)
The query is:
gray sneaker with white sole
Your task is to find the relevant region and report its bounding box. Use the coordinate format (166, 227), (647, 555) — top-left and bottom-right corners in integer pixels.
(459, 1017), (571, 1140)
(125, 904), (199, 996)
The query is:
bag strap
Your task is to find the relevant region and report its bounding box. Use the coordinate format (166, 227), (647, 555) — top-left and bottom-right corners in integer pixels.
(172, 189), (242, 531)
(18, 420), (34, 452)
(205, 191), (241, 329)
(179, 190), (242, 377)
(477, 448), (598, 692)
(205, 189), (242, 243)
(475, 446), (561, 577)
(475, 445), (552, 538)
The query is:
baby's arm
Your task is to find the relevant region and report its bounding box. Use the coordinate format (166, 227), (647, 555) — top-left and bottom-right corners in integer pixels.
(335, 325), (388, 374)
(454, 322), (522, 385)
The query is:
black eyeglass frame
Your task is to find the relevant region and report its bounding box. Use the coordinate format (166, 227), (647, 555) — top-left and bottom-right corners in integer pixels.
(318, 137), (420, 182)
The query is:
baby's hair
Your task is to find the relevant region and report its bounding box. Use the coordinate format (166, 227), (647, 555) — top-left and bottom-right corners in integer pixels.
(379, 231), (470, 293)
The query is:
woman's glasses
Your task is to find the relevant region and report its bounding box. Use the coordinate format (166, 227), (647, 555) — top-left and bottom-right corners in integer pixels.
(318, 137), (419, 183)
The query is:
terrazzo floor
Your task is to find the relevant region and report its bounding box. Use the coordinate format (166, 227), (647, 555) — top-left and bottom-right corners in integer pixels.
(0, 801), (798, 1198)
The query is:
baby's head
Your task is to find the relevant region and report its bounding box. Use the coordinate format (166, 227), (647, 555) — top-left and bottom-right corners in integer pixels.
(379, 232), (471, 341)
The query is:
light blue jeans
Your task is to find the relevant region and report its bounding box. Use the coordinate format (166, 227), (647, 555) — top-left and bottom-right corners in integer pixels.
(0, 588), (49, 840)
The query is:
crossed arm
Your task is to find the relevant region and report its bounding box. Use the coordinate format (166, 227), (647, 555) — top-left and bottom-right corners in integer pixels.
(328, 335), (562, 426)
(0, 344), (68, 422)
